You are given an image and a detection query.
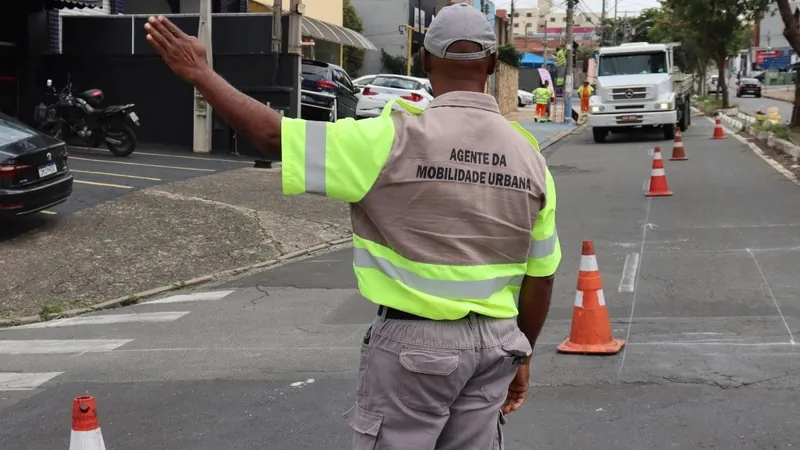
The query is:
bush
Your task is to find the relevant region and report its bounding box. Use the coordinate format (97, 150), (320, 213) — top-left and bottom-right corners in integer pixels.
(498, 44), (521, 68)
(755, 121), (791, 140)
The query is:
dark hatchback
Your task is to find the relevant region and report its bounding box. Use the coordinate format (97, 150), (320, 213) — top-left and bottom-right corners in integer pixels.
(0, 113), (73, 220)
(300, 59), (359, 121)
(736, 78), (762, 98)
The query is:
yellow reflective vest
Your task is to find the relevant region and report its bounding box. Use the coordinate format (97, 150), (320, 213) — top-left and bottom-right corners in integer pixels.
(556, 49), (566, 67)
(533, 87), (551, 104)
(281, 100), (561, 320)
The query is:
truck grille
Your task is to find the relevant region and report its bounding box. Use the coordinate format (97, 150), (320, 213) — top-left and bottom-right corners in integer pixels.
(615, 105), (644, 110)
(611, 87), (648, 100)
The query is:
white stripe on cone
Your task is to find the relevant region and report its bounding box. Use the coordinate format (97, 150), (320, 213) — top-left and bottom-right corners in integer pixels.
(579, 254), (599, 271)
(675, 142), (683, 148)
(69, 429), (106, 450)
(654, 153), (663, 160)
(651, 168), (665, 176)
(573, 289), (607, 307)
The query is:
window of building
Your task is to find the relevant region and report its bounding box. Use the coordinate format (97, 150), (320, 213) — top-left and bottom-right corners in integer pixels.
(526, 12), (532, 17)
(562, 17), (567, 22)
(550, 17), (555, 22)
(514, 23), (519, 27)
(514, 12), (519, 17)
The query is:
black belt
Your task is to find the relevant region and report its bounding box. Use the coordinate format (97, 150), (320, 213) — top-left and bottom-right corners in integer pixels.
(377, 306), (434, 321)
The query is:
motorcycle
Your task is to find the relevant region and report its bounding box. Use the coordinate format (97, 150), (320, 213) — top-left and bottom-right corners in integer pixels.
(34, 77), (140, 157)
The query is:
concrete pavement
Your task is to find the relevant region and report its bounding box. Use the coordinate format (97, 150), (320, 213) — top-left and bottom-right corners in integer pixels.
(2, 117), (800, 449)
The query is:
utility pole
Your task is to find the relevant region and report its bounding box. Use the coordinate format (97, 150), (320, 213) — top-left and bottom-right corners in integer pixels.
(612, 0), (618, 45)
(599, 0), (606, 46)
(193, 0), (213, 153)
(564, 0), (575, 124)
(510, 0), (514, 36)
(271, 0), (282, 86)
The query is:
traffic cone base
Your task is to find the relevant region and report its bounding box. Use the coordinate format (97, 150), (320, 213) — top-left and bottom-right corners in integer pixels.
(558, 241), (626, 355)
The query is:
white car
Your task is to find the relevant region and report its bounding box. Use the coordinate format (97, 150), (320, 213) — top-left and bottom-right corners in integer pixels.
(518, 89), (534, 107)
(353, 74), (434, 118)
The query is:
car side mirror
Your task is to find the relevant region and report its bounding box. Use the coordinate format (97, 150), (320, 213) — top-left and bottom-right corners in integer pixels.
(46, 79), (52, 87)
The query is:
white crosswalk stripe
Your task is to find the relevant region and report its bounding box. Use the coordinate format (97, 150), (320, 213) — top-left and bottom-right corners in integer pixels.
(0, 339), (134, 354)
(0, 372), (64, 391)
(145, 290), (235, 305)
(10, 311), (190, 329)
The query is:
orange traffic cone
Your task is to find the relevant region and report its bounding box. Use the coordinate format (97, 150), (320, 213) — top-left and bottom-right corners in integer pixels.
(557, 241), (625, 355)
(645, 146), (673, 197)
(670, 126), (688, 161)
(712, 113), (725, 139)
(70, 396), (106, 450)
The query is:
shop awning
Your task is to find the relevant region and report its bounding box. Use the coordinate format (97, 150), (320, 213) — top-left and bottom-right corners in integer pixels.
(46, 0), (102, 8)
(301, 17), (377, 51)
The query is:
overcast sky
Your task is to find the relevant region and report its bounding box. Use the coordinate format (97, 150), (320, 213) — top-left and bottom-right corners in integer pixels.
(493, 0), (661, 15)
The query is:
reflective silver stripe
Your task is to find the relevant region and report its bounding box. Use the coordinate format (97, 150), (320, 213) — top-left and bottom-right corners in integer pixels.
(353, 247), (523, 300)
(305, 121), (327, 195)
(529, 229), (558, 259)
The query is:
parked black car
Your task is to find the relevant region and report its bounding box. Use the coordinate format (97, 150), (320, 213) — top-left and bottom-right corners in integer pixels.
(736, 78), (762, 98)
(300, 59), (359, 121)
(0, 113), (73, 220)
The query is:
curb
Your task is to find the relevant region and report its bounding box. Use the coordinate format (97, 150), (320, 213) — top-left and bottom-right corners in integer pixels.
(0, 237), (353, 329)
(704, 108), (800, 160)
(542, 121), (588, 153)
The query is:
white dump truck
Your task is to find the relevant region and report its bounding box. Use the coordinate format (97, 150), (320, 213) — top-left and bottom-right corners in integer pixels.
(588, 42), (693, 143)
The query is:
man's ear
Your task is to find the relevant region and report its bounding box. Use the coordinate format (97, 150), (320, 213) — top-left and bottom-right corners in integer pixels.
(487, 54), (498, 75)
(421, 48), (430, 75)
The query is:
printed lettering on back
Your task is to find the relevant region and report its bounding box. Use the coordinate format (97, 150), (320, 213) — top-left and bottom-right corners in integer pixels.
(415, 148), (533, 192)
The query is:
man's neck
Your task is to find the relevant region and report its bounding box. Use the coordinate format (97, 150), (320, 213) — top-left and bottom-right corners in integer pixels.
(432, 81), (486, 97)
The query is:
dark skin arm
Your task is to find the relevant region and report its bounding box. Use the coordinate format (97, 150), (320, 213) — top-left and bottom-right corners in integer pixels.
(144, 15), (282, 155)
(501, 275), (554, 415)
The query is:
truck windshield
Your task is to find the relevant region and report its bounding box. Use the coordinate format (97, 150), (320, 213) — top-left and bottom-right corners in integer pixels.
(598, 52), (668, 76)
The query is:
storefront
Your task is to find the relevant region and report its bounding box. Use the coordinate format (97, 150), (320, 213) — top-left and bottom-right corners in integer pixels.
(0, 0), (102, 118)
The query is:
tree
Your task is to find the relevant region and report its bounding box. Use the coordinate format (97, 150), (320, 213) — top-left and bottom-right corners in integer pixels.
(342, 0), (364, 76)
(663, 0), (770, 107)
(647, 3), (712, 92)
(776, 0), (800, 127)
(380, 50), (406, 75)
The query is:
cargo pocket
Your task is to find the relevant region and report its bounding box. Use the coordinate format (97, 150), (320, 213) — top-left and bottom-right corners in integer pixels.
(493, 411), (508, 450)
(481, 331), (533, 401)
(397, 347), (460, 414)
(344, 404), (384, 450)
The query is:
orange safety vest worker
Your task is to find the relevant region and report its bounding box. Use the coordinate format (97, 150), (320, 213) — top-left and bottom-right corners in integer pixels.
(579, 83), (594, 114)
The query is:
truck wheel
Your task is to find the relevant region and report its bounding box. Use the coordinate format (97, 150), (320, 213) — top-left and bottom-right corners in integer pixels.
(663, 123), (675, 140)
(593, 127), (607, 143)
(678, 102), (689, 132)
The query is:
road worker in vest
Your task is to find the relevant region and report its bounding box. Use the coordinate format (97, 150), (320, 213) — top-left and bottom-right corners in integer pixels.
(145, 4), (560, 449)
(555, 46), (567, 95)
(579, 80), (594, 116)
(533, 80), (552, 122)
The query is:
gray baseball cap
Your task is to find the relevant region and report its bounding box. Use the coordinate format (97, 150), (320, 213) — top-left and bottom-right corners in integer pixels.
(423, 2), (497, 61)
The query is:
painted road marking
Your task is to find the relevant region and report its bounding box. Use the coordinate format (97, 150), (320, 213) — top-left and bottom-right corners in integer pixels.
(74, 180), (133, 189)
(619, 198), (652, 373)
(0, 339), (133, 354)
(39, 210), (57, 215)
(747, 248), (796, 345)
(12, 311), (190, 329)
(145, 290), (236, 305)
(69, 157), (215, 172)
(0, 372), (64, 391)
(618, 253), (640, 293)
(71, 146), (252, 164)
(71, 169), (162, 181)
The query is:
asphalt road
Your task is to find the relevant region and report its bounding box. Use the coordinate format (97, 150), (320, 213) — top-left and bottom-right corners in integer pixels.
(1, 146), (253, 241)
(2, 118), (800, 449)
(726, 85), (793, 119)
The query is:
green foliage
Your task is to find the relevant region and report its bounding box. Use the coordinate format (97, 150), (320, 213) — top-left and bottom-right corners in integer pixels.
(381, 50), (407, 75)
(498, 44), (521, 68)
(411, 52), (425, 77)
(660, 0), (770, 108)
(342, 0), (365, 76)
(755, 121), (791, 140)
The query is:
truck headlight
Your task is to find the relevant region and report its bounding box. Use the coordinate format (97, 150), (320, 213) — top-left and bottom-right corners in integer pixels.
(657, 102), (672, 110)
(591, 105), (603, 113)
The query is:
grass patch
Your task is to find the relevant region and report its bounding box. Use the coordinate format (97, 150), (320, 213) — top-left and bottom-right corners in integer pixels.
(753, 121), (791, 140)
(694, 95), (739, 114)
(118, 294), (140, 307)
(39, 303), (62, 321)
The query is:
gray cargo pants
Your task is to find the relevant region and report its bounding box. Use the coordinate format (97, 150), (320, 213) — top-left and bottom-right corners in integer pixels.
(344, 311), (533, 450)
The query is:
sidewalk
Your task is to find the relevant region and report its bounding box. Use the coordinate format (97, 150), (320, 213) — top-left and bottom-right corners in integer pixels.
(0, 167), (351, 321)
(505, 107), (578, 149)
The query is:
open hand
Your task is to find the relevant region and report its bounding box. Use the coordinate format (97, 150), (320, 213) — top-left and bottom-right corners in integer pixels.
(144, 16), (209, 83)
(501, 363), (530, 415)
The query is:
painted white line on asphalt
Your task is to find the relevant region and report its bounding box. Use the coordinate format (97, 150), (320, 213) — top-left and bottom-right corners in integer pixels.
(145, 290), (236, 305)
(70, 146), (253, 164)
(12, 312), (190, 329)
(747, 248), (796, 346)
(618, 253), (640, 293)
(642, 179), (648, 191)
(0, 372), (64, 391)
(619, 198), (652, 374)
(0, 339), (133, 354)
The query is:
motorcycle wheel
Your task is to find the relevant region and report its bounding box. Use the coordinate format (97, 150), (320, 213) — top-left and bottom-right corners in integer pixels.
(106, 124), (137, 157)
(39, 122), (63, 140)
